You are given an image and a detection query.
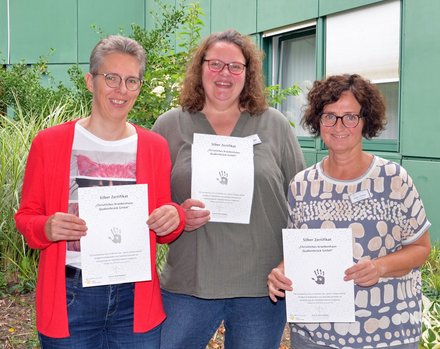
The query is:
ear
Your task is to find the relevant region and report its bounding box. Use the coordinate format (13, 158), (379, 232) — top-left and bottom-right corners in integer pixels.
(85, 73), (94, 93)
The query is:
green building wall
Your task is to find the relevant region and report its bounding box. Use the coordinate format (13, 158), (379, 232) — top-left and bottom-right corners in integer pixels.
(1, 0), (438, 240)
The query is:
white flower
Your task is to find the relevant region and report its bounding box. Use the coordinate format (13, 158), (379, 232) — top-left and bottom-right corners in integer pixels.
(171, 82), (181, 92)
(151, 86), (165, 96)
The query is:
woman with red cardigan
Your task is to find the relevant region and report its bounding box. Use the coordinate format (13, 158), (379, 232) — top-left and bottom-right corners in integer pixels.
(15, 35), (185, 348)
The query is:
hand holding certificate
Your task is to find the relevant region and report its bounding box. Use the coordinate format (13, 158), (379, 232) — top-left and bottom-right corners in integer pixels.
(282, 228), (355, 323)
(78, 184), (151, 287)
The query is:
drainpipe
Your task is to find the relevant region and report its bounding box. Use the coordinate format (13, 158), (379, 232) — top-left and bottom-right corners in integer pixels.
(7, 0), (10, 64)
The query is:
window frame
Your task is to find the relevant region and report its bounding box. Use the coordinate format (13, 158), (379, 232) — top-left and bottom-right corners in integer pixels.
(263, 4), (401, 154)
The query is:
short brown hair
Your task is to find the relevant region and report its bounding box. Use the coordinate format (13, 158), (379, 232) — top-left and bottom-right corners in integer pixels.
(179, 29), (268, 115)
(89, 35), (146, 78)
(302, 74), (387, 139)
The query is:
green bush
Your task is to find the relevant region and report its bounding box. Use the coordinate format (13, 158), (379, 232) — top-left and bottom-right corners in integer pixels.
(421, 296), (440, 349)
(422, 242), (440, 301)
(0, 56), (90, 122)
(421, 242), (440, 348)
(0, 106), (78, 293)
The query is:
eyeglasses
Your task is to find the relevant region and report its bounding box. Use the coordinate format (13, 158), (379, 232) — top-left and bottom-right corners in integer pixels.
(320, 113), (362, 128)
(93, 73), (143, 91)
(203, 59), (246, 75)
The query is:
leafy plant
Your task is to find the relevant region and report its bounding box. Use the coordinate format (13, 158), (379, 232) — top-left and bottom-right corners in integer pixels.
(128, 0), (204, 128)
(267, 83), (302, 107)
(420, 242), (440, 348)
(421, 295), (440, 349)
(0, 54), (86, 121)
(266, 83), (302, 127)
(422, 242), (440, 301)
(0, 103), (79, 293)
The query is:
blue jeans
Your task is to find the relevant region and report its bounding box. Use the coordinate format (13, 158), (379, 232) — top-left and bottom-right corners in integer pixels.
(160, 289), (286, 349)
(38, 267), (161, 349)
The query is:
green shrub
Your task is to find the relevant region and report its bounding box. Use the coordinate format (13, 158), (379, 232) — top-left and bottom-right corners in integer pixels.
(0, 56), (89, 121)
(421, 242), (440, 348)
(422, 242), (440, 301)
(421, 296), (440, 348)
(0, 105), (79, 292)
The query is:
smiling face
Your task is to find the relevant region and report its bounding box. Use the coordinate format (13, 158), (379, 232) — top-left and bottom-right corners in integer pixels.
(202, 41), (246, 110)
(320, 91), (364, 156)
(86, 52), (141, 124)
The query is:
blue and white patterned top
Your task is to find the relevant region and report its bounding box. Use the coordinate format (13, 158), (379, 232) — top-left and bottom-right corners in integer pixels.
(288, 156), (431, 348)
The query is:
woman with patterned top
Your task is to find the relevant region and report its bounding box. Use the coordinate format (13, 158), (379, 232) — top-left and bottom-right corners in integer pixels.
(267, 74), (431, 349)
(14, 35), (185, 348)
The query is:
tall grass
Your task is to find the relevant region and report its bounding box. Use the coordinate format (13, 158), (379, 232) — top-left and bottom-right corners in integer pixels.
(0, 99), (84, 292)
(421, 242), (440, 348)
(422, 242), (440, 300)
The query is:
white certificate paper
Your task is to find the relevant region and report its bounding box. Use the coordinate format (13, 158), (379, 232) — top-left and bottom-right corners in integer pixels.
(282, 228), (355, 322)
(78, 184), (151, 287)
(191, 133), (254, 224)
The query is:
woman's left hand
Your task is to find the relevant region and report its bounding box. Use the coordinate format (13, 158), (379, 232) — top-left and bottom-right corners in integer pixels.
(147, 205), (180, 236)
(345, 231), (431, 287)
(344, 259), (382, 287)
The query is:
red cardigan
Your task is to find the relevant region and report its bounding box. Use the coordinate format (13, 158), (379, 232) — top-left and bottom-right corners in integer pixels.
(15, 120), (185, 338)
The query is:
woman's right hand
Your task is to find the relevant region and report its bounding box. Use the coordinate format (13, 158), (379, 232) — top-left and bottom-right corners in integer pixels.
(267, 261), (293, 302)
(45, 212), (88, 242)
(181, 199), (210, 231)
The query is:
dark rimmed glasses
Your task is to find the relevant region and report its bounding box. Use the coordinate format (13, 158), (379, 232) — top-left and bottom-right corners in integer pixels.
(203, 59), (246, 75)
(320, 113), (362, 128)
(93, 73), (143, 91)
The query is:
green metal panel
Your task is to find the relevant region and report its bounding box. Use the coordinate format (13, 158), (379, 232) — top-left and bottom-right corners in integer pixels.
(372, 151), (401, 164)
(78, 0), (145, 64)
(400, 0), (440, 159)
(318, 0), (384, 16)
(402, 158), (440, 242)
(298, 137), (318, 149)
(363, 139), (399, 153)
(318, 150), (401, 163)
(42, 64), (87, 90)
(9, 0), (77, 64)
(210, 0), (256, 35)
(0, 0), (7, 62)
(257, 0), (318, 32)
(249, 34), (260, 47)
(317, 150), (329, 162)
(301, 148), (318, 167)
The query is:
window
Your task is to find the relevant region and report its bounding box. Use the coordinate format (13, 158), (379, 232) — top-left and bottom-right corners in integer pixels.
(326, 0), (401, 146)
(265, 0), (400, 151)
(264, 24), (317, 141)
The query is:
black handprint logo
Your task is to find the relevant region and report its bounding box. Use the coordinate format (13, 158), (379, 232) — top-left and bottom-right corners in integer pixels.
(312, 269), (325, 285)
(109, 227), (122, 244)
(217, 170), (228, 185)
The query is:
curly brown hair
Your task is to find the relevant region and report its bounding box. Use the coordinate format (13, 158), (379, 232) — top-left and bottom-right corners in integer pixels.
(302, 74), (387, 139)
(179, 29), (268, 115)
